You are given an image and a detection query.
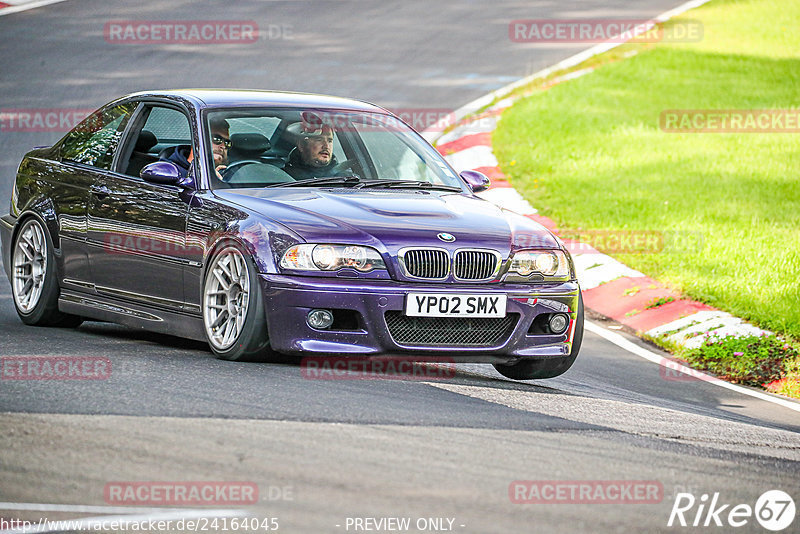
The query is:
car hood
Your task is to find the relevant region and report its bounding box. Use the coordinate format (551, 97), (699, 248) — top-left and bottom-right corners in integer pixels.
(214, 188), (560, 254)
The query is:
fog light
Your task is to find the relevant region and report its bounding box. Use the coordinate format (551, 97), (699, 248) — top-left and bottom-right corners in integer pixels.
(307, 309), (334, 329)
(548, 313), (569, 334)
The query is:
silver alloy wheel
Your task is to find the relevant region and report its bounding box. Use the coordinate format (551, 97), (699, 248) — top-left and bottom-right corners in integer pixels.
(12, 219), (48, 313)
(203, 246), (251, 351)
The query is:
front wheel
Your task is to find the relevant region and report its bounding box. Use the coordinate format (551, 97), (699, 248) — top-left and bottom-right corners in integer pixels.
(11, 217), (82, 327)
(202, 243), (273, 361)
(494, 293), (584, 380)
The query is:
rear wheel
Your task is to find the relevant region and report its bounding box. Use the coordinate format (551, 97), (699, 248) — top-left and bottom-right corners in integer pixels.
(494, 293), (584, 380)
(11, 217), (82, 327)
(202, 244), (273, 361)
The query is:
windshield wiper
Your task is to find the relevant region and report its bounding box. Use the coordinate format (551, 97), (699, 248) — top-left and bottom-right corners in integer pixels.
(355, 180), (462, 192)
(265, 175), (362, 188)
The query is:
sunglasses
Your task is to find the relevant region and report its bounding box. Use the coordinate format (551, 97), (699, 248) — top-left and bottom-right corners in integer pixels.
(211, 135), (231, 148)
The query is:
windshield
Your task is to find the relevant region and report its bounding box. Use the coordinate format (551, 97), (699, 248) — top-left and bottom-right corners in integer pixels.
(204, 108), (466, 191)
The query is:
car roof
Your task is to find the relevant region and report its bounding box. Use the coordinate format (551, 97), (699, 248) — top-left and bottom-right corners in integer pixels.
(123, 89), (388, 113)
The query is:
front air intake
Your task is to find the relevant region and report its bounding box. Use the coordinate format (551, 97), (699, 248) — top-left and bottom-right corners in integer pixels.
(401, 248), (449, 279)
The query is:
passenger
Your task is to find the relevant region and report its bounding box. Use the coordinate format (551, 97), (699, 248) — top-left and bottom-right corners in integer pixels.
(160, 117), (230, 179)
(284, 113), (350, 180)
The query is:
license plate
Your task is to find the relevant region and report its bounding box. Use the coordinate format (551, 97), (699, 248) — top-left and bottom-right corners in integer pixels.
(405, 294), (507, 318)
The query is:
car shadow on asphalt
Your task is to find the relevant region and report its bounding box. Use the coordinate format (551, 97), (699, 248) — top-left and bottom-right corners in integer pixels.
(71, 318), (582, 404)
(77, 320), (212, 353)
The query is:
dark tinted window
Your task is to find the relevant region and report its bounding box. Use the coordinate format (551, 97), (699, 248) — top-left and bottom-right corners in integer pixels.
(141, 106), (191, 143)
(61, 103), (135, 169)
(121, 105), (193, 178)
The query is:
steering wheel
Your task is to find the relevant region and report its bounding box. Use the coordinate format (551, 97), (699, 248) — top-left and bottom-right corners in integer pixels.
(220, 160), (263, 181)
(329, 159), (358, 175)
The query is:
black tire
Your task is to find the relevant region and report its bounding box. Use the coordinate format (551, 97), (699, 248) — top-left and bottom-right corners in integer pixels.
(11, 217), (83, 328)
(494, 293), (584, 380)
(201, 243), (275, 361)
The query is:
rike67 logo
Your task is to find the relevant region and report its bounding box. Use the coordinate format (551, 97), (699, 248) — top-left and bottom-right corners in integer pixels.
(668, 490), (795, 531)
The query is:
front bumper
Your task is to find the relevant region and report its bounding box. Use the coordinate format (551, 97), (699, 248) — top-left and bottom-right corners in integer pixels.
(259, 274), (580, 363)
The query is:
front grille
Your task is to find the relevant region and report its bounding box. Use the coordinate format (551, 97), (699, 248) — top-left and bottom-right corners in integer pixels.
(402, 249), (449, 279)
(385, 311), (518, 347)
(454, 250), (500, 280)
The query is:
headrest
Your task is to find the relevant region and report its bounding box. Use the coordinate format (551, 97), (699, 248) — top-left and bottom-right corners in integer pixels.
(231, 133), (270, 153)
(135, 130), (158, 152)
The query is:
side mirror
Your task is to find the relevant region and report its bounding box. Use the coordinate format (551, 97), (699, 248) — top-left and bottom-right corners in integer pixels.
(459, 170), (491, 193)
(140, 161), (191, 187)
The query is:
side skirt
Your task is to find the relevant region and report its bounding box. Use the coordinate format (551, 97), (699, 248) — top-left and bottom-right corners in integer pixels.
(59, 290), (206, 342)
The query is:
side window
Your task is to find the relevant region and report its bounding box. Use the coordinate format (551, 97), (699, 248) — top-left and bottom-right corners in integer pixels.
(122, 106), (193, 178)
(142, 106), (191, 144)
(61, 103), (136, 169)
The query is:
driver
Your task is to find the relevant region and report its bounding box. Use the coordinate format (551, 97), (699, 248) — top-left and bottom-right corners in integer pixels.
(160, 117), (229, 180)
(284, 113), (350, 180)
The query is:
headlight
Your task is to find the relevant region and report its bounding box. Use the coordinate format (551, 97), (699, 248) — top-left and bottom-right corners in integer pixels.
(509, 250), (571, 279)
(280, 244), (385, 272)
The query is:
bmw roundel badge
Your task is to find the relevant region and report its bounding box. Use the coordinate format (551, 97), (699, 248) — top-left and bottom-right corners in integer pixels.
(437, 232), (456, 242)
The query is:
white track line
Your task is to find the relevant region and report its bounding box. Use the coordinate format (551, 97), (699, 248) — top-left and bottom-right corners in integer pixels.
(585, 321), (800, 413)
(423, 0), (714, 141)
(0, 0), (69, 17)
(422, 0), (800, 411)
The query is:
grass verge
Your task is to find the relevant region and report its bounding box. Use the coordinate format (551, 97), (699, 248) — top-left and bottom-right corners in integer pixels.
(492, 0), (800, 397)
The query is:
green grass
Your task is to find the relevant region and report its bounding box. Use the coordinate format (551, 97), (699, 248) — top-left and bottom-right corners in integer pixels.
(493, 0), (800, 339)
(680, 334), (796, 387)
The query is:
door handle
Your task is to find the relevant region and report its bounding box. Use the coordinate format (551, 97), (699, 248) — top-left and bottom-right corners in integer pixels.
(90, 185), (111, 199)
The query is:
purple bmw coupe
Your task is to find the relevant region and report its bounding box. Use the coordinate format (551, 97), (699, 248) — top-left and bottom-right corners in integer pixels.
(1, 90), (583, 379)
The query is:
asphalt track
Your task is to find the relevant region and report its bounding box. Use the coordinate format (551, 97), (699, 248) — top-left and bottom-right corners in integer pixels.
(0, 1), (798, 533)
